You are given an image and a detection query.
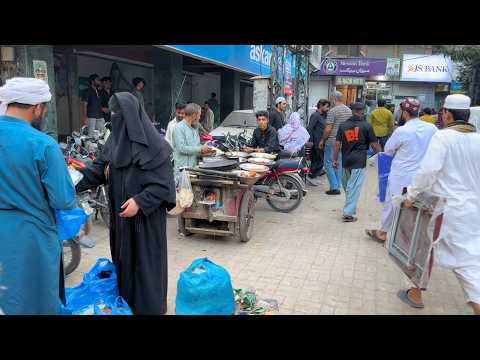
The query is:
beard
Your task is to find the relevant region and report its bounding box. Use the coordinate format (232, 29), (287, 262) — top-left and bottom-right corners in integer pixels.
(192, 121), (200, 129)
(31, 116), (45, 131)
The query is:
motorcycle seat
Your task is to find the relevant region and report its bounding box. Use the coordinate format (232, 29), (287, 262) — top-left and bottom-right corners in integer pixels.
(272, 158), (302, 170)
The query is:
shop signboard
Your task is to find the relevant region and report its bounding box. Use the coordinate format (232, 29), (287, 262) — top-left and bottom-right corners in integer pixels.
(401, 54), (453, 82)
(385, 58), (401, 80)
(335, 76), (365, 86)
(317, 57), (387, 76)
(450, 81), (465, 94)
(162, 45), (295, 78)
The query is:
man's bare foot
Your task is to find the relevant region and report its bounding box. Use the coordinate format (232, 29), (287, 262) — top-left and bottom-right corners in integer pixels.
(365, 229), (387, 243)
(398, 287), (424, 309)
(469, 302), (480, 315)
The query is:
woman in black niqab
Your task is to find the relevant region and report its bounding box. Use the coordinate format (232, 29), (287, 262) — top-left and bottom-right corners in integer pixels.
(77, 92), (176, 315)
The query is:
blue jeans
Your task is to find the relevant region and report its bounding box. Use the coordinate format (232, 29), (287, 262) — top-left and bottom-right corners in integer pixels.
(324, 143), (343, 191)
(342, 168), (367, 216)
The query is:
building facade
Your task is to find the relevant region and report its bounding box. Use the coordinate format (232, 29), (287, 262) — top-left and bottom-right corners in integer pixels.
(309, 45), (454, 111)
(1, 45), (295, 139)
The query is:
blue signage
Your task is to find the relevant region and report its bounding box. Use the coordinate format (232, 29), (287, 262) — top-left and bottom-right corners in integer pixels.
(164, 45), (293, 77)
(450, 81), (465, 93)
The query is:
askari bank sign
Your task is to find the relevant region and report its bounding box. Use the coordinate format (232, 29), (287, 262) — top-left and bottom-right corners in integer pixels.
(162, 45), (293, 77)
(401, 54), (453, 82)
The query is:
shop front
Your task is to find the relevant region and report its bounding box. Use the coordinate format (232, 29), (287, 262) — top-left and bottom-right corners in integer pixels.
(312, 57), (387, 106)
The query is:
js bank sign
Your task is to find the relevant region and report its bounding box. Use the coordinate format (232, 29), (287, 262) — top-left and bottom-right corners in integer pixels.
(401, 54), (453, 82)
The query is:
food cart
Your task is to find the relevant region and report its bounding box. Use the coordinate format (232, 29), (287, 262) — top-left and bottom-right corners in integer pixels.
(178, 164), (260, 243)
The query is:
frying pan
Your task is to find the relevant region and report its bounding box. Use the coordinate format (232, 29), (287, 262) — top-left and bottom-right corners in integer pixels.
(198, 159), (238, 171)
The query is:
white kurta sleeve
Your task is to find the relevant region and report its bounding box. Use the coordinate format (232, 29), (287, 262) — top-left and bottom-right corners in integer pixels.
(383, 129), (401, 157)
(407, 133), (448, 201)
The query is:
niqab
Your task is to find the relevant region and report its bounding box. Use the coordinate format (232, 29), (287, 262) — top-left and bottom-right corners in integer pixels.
(106, 92), (170, 170)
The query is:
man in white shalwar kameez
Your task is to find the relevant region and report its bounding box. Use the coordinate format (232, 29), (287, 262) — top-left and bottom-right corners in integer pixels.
(397, 94), (480, 315)
(366, 98), (437, 242)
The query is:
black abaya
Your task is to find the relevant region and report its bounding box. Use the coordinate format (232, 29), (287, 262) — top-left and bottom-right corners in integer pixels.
(77, 92), (176, 315)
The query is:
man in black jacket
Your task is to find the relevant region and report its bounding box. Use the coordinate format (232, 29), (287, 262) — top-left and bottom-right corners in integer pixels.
(307, 99), (330, 182)
(243, 110), (281, 154)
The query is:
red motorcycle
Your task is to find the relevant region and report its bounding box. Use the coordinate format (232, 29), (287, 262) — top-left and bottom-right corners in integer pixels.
(253, 155), (308, 213)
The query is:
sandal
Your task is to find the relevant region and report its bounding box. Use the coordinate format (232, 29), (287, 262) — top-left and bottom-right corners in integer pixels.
(397, 290), (425, 309)
(365, 229), (386, 243)
(342, 215), (357, 222)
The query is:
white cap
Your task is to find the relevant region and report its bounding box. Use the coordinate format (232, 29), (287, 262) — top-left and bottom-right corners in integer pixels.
(444, 94), (471, 110)
(275, 96), (286, 105)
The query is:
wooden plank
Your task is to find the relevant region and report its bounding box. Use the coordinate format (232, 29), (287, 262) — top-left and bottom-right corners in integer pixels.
(185, 227), (234, 237)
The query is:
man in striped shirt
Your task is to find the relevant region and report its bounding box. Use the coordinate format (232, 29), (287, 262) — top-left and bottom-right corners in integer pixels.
(319, 91), (352, 195)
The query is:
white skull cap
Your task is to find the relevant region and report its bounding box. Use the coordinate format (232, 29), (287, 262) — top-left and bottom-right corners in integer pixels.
(444, 94), (471, 110)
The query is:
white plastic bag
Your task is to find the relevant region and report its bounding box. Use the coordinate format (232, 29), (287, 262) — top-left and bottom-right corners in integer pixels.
(68, 167), (84, 186)
(178, 170), (194, 209)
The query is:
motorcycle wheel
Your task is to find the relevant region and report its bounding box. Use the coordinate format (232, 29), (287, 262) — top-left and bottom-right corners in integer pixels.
(63, 239), (81, 276)
(265, 174), (304, 213)
(97, 185), (110, 228)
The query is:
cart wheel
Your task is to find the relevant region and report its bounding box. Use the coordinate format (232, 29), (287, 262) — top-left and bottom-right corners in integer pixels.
(178, 216), (192, 236)
(238, 190), (255, 242)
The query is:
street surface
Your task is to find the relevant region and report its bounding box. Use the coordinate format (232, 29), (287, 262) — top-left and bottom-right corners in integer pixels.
(66, 164), (472, 315)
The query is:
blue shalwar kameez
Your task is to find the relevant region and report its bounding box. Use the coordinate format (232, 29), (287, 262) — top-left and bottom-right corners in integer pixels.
(0, 115), (76, 315)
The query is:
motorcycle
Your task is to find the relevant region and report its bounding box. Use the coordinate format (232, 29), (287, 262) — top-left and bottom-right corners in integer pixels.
(60, 127), (111, 228)
(212, 132), (307, 213)
(252, 154), (308, 213)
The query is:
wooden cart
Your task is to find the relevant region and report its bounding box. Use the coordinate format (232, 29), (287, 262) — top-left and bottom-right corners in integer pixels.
(178, 168), (256, 242)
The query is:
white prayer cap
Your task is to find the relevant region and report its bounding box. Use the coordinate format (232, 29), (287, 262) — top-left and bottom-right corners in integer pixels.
(444, 94), (471, 110)
(275, 96), (286, 105)
(0, 77), (52, 115)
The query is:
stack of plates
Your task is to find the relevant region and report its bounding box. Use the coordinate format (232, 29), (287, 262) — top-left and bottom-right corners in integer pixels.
(250, 152), (277, 160)
(248, 157), (275, 166)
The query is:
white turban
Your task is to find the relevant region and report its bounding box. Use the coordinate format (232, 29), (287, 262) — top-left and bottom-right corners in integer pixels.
(0, 77), (52, 116)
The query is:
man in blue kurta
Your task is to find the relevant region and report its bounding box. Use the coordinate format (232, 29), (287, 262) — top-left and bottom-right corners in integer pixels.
(0, 78), (76, 315)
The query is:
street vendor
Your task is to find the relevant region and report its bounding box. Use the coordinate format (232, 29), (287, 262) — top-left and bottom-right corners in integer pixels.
(172, 102), (214, 178)
(243, 110), (281, 154)
(397, 94), (480, 315)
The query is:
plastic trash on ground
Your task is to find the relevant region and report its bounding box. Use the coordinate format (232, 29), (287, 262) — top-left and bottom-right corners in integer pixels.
(234, 288), (280, 315)
(176, 257), (235, 315)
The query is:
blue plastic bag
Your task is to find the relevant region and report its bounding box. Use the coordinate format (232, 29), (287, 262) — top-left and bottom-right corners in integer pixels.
(64, 258), (120, 314)
(94, 297), (133, 315)
(82, 258), (119, 303)
(377, 152), (393, 202)
(176, 257), (235, 315)
(56, 208), (89, 241)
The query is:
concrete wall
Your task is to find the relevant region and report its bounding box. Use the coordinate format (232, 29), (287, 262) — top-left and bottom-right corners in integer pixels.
(308, 79), (330, 108)
(392, 82), (435, 109)
(11, 45), (59, 138)
(153, 48), (183, 128)
(181, 72), (221, 105)
(76, 54), (155, 119)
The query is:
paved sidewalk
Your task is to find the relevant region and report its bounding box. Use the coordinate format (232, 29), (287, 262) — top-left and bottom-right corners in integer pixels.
(66, 165), (472, 315)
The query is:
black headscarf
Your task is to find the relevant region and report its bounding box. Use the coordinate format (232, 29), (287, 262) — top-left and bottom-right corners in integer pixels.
(105, 92), (171, 170)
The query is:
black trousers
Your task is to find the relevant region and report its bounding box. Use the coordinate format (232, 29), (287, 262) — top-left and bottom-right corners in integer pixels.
(309, 146), (324, 178)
